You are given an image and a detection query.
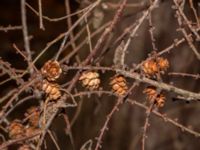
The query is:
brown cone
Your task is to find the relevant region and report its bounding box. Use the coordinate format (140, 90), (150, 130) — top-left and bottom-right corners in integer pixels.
(41, 60), (62, 81)
(42, 80), (61, 100)
(8, 120), (25, 139)
(110, 75), (128, 96)
(79, 71), (100, 90)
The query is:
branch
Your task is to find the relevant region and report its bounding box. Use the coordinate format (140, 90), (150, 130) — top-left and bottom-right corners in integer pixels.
(21, 0), (33, 73)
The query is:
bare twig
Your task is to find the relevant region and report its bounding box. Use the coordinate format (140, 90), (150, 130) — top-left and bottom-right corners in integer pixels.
(59, 21), (110, 64)
(173, 0), (200, 41)
(142, 102), (154, 150)
(95, 82), (138, 150)
(0, 25), (22, 32)
(0, 58), (24, 85)
(0, 130), (41, 149)
(0, 79), (37, 124)
(48, 130), (61, 150)
(127, 99), (200, 137)
(175, 7), (200, 60)
(33, 0), (101, 64)
(26, 2), (91, 22)
(189, 0), (200, 27)
(21, 0), (33, 73)
(71, 90), (200, 137)
(38, 0), (45, 30)
(122, 0), (160, 57)
(148, 11), (157, 51)
(64, 0), (81, 63)
(102, 2), (144, 9)
(168, 72), (200, 79)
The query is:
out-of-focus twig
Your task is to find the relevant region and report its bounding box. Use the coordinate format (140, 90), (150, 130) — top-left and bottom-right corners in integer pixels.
(102, 2), (144, 9)
(189, 0), (200, 27)
(0, 25), (22, 32)
(38, 0), (45, 30)
(122, 0), (160, 58)
(64, 0), (81, 63)
(21, 0), (33, 73)
(169, 72), (200, 79)
(71, 90), (200, 137)
(173, 0), (200, 41)
(95, 82), (138, 150)
(174, 1), (200, 60)
(26, 2), (92, 22)
(34, 0), (101, 64)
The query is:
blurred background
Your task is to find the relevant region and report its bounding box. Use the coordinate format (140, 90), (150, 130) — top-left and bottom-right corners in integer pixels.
(0, 0), (200, 149)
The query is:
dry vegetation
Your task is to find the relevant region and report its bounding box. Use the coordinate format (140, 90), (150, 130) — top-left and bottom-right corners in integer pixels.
(0, 0), (200, 150)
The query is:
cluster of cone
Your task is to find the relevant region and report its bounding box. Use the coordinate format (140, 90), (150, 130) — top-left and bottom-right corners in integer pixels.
(8, 107), (40, 150)
(143, 86), (165, 108)
(40, 60), (62, 100)
(79, 71), (128, 96)
(142, 57), (169, 77)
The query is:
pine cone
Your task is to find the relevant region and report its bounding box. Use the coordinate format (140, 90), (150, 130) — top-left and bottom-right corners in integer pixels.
(143, 86), (157, 100)
(142, 59), (159, 76)
(142, 57), (169, 77)
(25, 107), (40, 127)
(79, 71), (100, 90)
(42, 80), (61, 100)
(156, 57), (169, 71)
(110, 75), (128, 96)
(143, 86), (165, 107)
(41, 60), (62, 81)
(25, 126), (40, 137)
(8, 120), (25, 139)
(156, 94), (165, 107)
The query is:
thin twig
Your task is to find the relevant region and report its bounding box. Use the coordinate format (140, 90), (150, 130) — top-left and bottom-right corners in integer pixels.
(48, 130), (61, 150)
(84, 15), (93, 52)
(148, 11), (157, 51)
(38, 0), (45, 30)
(127, 99), (200, 137)
(103, 2), (144, 9)
(33, 0), (101, 64)
(13, 44), (38, 72)
(62, 113), (75, 150)
(122, 0), (160, 57)
(0, 79), (37, 124)
(0, 130), (41, 149)
(70, 90), (200, 137)
(142, 102), (154, 150)
(0, 25), (22, 32)
(21, 0), (33, 73)
(64, 0), (81, 63)
(95, 82), (138, 150)
(59, 21), (110, 64)
(189, 0), (200, 27)
(26, 2), (91, 22)
(173, 0), (200, 41)
(174, 5), (200, 60)
(168, 72), (200, 79)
